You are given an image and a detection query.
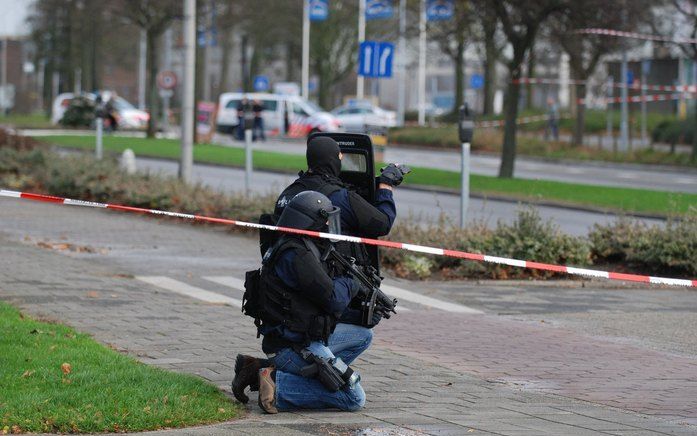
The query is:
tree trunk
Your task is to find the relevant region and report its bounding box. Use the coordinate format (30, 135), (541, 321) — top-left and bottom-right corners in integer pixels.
(219, 27), (232, 94)
(483, 31), (497, 115)
(146, 30), (159, 138)
(693, 98), (697, 162)
(499, 66), (522, 178)
(453, 38), (465, 115)
(573, 84), (587, 146)
(526, 48), (535, 111)
(318, 62), (330, 108)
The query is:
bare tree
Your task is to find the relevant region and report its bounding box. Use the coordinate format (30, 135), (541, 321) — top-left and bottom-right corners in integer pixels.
(669, 0), (697, 161)
(430, 0), (475, 116)
(111, 0), (180, 138)
(551, 0), (654, 146)
(491, 0), (569, 178)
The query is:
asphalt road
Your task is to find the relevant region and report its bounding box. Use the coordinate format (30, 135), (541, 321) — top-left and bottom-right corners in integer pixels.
(131, 155), (666, 236)
(215, 134), (697, 194)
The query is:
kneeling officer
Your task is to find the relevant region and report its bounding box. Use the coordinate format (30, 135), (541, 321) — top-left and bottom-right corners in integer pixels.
(241, 191), (378, 413)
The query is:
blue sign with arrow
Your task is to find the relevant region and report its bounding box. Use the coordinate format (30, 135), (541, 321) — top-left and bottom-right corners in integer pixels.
(358, 41), (394, 78)
(426, 0), (454, 21)
(253, 75), (270, 92)
(309, 0), (329, 21)
(366, 0), (393, 20)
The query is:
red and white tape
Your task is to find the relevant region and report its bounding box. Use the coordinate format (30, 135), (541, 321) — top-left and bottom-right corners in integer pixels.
(576, 28), (697, 45)
(476, 114), (556, 129)
(1, 189), (694, 288)
(513, 77), (697, 93)
(578, 93), (695, 105)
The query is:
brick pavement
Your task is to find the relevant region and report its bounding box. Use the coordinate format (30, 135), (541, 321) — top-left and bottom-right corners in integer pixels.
(1, 199), (697, 435)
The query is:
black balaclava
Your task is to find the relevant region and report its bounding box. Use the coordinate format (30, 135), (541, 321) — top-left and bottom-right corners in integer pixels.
(306, 136), (341, 177)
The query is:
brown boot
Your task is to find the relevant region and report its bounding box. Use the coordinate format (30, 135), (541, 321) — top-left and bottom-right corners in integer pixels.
(231, 354), (268, 404)
(258, 367), (278, 414)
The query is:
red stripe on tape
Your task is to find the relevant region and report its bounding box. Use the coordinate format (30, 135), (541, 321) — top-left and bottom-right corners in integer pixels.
(608, 272), (651, 283)
(20, 192), (64, 204)
(526, 261), (567, 273)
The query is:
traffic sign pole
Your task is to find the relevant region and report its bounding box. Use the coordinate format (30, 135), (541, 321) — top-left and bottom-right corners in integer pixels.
(418, 0), (426, 126)
(302, 0), (310, 100)
(357, 0), (366, 99)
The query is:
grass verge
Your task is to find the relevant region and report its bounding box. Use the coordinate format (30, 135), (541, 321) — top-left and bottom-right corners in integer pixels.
(0, 301), (241, 433)
(0, 113), (53, 129)
(36, 134), (697, 216)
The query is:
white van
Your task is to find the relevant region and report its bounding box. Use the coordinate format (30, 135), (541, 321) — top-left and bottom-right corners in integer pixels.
(216, 92), (342, 137)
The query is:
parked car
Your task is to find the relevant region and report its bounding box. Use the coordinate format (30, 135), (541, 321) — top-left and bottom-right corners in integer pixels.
(51, 92), (149, 129)
(331, 101), (396, 132)
(216, 92), (342, 137)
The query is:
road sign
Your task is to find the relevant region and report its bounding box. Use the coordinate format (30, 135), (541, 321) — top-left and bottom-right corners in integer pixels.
(426, 0), (454, 21)
(358, 41), (394, 78)
(626, 70), (634, 85)
(366, 0), (393, 20)
(157, 71), (178, 90)
(253, 75), (270, 92)
(309, 0), (329, 21)
(470, 74), (484, 90)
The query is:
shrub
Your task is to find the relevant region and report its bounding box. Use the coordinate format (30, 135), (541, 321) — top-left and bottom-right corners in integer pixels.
(59, 96), (96, 127)
(383, 208), (591, 280)
(589, 212), (697, 276)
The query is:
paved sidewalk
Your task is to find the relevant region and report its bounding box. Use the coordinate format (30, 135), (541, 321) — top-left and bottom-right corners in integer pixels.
(1, 199), (696, 435)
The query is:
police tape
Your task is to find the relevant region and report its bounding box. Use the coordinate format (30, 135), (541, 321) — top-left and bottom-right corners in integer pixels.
(513, 77), (697, 93)
(1, 189), (695, 288)
(575, 28), (697, 45)
(578, 93), (695, 106)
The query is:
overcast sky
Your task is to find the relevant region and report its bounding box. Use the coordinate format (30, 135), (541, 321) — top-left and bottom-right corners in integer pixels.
(0, 0), (33, 38)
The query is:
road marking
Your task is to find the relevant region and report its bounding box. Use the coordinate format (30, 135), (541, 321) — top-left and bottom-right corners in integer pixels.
(380, 284), (484, 314)
(136, 276), (242, 307)
(203, 276), (246, 291)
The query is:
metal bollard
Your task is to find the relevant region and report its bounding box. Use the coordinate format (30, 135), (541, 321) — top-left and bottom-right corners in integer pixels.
(245, 129), (253, 196)
(458, 104), (474, 228)
(121, 149), (137, 175)
(96, 117), (103, 160)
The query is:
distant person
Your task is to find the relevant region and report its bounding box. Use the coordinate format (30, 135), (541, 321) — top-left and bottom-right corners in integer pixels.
(545, 97), (559, 141)
(252, 99), (266, 141)
(236, 96), (251, 141)
(105, 93), (119, 132)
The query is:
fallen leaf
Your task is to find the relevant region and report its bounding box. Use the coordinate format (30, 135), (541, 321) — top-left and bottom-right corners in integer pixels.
(49, 345), (57, 351)
(61, 363), (72, 375)
(218, 408), (226, 413)
(11, 426), (21, 434)
(467, 430), (475, 433)
(86, 291), (99, 298)
(21, 370), (34, 378)
(1, 426), (7, 435)
(62, 378), (72, 384)
(143, 406), (151, 413)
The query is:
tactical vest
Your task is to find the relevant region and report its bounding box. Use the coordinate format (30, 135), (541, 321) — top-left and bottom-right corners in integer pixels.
(256, 237), (336, 344)
(272, 173), (372, 267)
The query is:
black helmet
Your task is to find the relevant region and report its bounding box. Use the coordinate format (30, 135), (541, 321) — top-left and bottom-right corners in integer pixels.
(277, 191), (341, 234)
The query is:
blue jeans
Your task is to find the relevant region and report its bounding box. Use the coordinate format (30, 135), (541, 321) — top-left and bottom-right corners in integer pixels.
(269, 323), (373, 412)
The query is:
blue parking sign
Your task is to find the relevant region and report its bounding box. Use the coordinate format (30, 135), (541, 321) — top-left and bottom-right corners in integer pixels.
(470, 74), (484, 90)
(309, 0), (329, 21)
(426, 0), (454, 21)
(359, 41), (394, 78)
(253, 75), (269, 92)
(366, 0), (393, 20)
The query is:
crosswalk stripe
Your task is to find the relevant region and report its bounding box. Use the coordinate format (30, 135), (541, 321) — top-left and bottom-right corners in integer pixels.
(380, 284), (484, 314)
(136, 276), (242, 307)
(202, 276), (246, 291)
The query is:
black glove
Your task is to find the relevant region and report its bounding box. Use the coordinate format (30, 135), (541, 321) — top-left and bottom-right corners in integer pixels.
(350, 278), (371, 299)
(379, 163), (411, 187)
(365, 310), (383, 328)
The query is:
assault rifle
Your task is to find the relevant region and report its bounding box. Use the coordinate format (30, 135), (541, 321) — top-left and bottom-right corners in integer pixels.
(322, 244), (397, 325)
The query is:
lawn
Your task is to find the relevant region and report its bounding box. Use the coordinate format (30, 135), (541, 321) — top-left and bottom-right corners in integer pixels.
(0, 301), (241, 433)
(0, 113), (53, 129)
(37, 134), (697, 216)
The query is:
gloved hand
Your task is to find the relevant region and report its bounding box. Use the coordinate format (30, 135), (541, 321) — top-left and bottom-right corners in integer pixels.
(350, 278), (371, 299)
(365, 310), (383, 328)
(379, 163), (411, 187)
